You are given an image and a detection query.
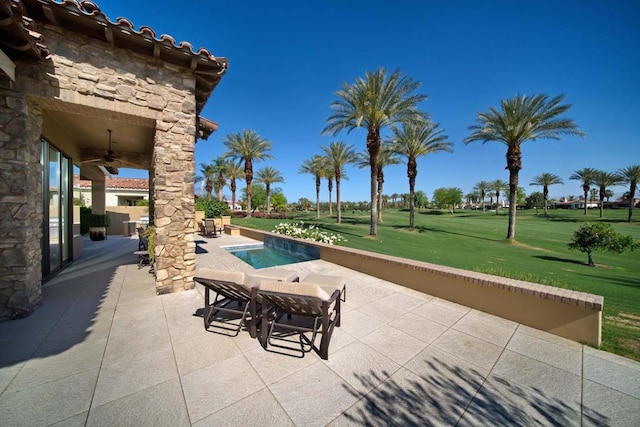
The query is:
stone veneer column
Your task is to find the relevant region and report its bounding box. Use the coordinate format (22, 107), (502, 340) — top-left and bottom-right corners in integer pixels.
(152, 104), (197, 294)
(0, 86), (43, 319)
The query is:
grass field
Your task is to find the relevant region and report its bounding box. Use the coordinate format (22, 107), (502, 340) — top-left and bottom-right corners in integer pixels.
(233, 208), (640, 361)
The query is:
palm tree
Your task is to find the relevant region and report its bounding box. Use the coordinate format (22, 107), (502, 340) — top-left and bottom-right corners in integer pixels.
(299, 155), (325, 219)
(473, 181), (490, 212)
(197, 162), (215, 199)
(321, 141), (358, 223)
(616, 165), (640, 222)
(255, 166), (284, 214)
(225, 160), (244, 211)
(390, 121), (453, 229)
(490, 179), (508, 214)
(223, 129), (273, 217)
(464, 94), (584, 240)
(321, 157), (335, 216)
(211, 157), (227, 201)
(356, 144), (401, 223)
(323, 67), (428, 237)
(592, 170), (621, 218)
(569, 167), (597, 215)
(391, 193), (399, 208)
(529, 172), (563, 215)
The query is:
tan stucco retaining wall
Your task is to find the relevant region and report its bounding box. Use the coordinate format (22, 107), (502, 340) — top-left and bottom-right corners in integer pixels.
(235, 226), (603, 346)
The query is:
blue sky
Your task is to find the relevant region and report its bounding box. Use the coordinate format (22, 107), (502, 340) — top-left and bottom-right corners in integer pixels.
(101, 0), (639, 203)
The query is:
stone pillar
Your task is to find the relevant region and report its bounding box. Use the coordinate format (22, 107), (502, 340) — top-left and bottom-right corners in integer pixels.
(0, 86), (44, 319)
(152, 105), (196, 294)
(91, 180), (106, 214)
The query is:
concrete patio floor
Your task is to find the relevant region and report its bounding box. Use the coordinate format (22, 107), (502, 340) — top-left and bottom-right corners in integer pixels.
(1, 234), (639, 426)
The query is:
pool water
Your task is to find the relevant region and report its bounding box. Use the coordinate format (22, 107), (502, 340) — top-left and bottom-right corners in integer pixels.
(224, 243), (317, 268)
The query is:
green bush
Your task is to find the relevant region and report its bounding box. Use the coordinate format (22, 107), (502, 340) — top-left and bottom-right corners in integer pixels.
(79, 207), (92, 235)
(195, 197), (230, 218)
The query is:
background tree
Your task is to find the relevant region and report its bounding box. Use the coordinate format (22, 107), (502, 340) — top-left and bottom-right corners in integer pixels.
(225, 160), (244, 212)
(473, 180), (490, 212)
(324, 67), (428, 237)
(223, 129), (273, 217)
(465, 94), (584, 240)
(616, 165), (640, 222)
(297, 197), (313, 211)
(569, 167), (597, 215)
(255, 166), (284, 214)
(414, 190), (428, 209)
(529, 172), (564, 215)
(525, 191), (545, 209)
(321, 141), (358, 223)
(592, 170), (621, 218)
(211, 157), (228, 201)
(568, 222), (637, 267)
(196, 162), (215, 199)
(241, 184), (267, 212)
(390, 120), (453, 229)
(490, 179), (508, 214)
(433, 187), (463, 213)
(356, 143), (401, 223)
(298, 155), (325, 219)
(270, 192), (288, 212)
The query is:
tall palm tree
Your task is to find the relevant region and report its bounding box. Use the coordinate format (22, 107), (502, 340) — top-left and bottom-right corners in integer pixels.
(464, 94), (584, 240)
(225, 160), (244, 211)
(323, 67), (428, 237)
(616, 165), (640, 222)
(197, 162), (215, 199)
(569, 167), (597, 215)
(321, 157), (335, 217)
(390, 121), (453, 229)
(223, 129), (273, 217)
(592, 170), (621, 218)
(356, 144), (401, 223)
(211, 157), (227, 201)
(473, 181), (490, 212)
(321, 141), (358, 223)
(529, 172), (563, 215)
(299, 155), (325, 219)
(255, 166), (284, 214)
(491, 179), (508, 214)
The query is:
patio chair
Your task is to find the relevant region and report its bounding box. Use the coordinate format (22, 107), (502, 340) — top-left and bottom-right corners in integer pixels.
(204, 218), (220, 238)
(194, 268), (256, 336)
(254, 280), (341, 360)
(134, 232), (150, 269)
(300, 273), (346, 327)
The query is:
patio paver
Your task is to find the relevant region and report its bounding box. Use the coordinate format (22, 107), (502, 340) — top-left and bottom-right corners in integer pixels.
(0, 234), (638, 426)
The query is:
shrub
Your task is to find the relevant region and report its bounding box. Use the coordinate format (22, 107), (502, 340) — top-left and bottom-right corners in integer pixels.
(79, 206), (92, 235)
(568, 222), (637, 266)
(195, 198), (230, 218)
(272, 221), (347, 245)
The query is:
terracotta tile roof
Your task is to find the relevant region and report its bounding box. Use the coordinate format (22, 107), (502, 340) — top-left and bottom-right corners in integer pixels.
(0, 0), (50, 62)
(4, 0), (227, 113)
(75, 175), (148, 191)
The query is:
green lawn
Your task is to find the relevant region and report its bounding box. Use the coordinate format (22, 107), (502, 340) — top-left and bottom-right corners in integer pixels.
(234, 208), (640, 360)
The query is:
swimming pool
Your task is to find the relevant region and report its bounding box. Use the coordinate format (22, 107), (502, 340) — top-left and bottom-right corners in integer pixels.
(223, 242), (318, 268)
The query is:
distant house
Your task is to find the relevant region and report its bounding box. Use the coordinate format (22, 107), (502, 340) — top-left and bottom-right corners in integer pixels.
(551, 199), (598, 209)
(74, 175), (148, 207)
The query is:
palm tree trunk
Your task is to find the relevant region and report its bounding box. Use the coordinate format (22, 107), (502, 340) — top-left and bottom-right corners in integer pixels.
(245, 159), (253, 217)
(266, 184), (271, 214)
(481, 192), (485, 212)
(230, 178), (237, 212)
(336, 178), (342, 224)
(628, 183), (636, 222)
(367, 129), (380, 237)
(315, 178), (321, 219)
(582, 188), (589, 215)
(507, 173), (518, 240)
(543, 186), (549, 215)
(377, 176), (383, 224)
(328, 180), (333, 216)
(409, 178), (416, 229)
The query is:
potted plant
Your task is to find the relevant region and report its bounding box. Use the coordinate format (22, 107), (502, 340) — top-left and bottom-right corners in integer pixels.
(88, 214), (109, 241)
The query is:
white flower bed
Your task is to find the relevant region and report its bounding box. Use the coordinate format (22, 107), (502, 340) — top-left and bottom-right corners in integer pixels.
(271, 221), (347, 245)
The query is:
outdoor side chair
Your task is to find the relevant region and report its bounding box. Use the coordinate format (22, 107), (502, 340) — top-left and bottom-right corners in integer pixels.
(204, 218), (220, 238)
(254, 280), (341, 360)
(194, 268), (256, 337)
(300, 273), (346, 327)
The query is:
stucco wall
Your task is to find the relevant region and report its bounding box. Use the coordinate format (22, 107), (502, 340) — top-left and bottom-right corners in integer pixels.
(234, 226), (603, 346)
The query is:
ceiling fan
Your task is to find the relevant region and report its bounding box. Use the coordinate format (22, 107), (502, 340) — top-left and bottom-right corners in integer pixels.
(79, 129), (120, 174)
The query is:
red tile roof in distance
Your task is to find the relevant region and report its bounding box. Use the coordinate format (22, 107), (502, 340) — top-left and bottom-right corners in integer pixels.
(75, 175), (148, 191)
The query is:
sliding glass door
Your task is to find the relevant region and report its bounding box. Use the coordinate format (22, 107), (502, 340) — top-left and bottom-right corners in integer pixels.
(41, 139), (72, 278)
